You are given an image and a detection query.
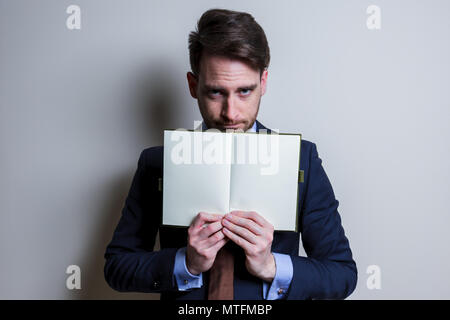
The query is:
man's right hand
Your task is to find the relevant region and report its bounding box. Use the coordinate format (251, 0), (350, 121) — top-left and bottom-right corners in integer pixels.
(186, 212), (228, 275)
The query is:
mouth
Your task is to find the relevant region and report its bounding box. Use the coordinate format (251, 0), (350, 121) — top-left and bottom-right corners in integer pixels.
(219, 122), (243, 130)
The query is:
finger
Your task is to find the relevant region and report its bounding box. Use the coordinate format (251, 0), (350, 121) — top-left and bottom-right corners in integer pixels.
(198, 220), (223, 239)
(222, 218), (258, 244)
(222, 227), (253, 252)
(200, 229), (225, 249)
(192, 212), (223, 229)
(224, 213), (262, 236)
(230, 210), (271, 229)
(209, 237), (229, 255)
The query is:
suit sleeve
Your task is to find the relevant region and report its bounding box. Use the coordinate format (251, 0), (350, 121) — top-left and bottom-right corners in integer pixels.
(103, 149), (179, 293)
(286, 143), (357, 300)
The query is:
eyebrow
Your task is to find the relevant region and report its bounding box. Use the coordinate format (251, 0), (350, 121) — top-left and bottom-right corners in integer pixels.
(204, 83), (258, 92)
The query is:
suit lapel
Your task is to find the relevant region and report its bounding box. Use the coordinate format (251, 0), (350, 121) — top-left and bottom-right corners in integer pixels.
(255, 120), (272, 133)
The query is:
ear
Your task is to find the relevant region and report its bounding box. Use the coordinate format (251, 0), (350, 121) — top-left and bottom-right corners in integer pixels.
(260, 69), (268, 96)
(186, 71), (198, 99)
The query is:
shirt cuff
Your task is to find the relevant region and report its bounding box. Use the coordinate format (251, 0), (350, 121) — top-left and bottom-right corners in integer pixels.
(262, 253), (293, 300)
(173, 247), (203, 291)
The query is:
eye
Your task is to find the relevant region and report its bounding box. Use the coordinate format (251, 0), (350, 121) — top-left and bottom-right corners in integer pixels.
(240, 89), (252, 96)
(209, 90), (221, 96)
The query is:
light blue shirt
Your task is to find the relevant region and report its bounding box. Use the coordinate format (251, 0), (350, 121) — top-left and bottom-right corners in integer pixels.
(172, 120), (294, 299)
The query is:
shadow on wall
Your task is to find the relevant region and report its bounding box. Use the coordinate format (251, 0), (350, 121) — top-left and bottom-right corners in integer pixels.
(66, 60), (184, 299)
(132, 61), (183, 147)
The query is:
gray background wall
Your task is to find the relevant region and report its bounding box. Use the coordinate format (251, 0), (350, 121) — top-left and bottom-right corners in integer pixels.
(1, 0), (449, 299)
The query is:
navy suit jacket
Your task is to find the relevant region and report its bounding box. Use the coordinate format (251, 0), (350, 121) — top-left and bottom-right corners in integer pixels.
(104, 120), (357, 300)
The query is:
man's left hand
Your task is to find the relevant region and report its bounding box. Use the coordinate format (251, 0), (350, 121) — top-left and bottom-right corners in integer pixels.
(221, 210), (275, 282)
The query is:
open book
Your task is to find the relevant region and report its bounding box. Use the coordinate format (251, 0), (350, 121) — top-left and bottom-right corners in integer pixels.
(162, 129), (301, 231)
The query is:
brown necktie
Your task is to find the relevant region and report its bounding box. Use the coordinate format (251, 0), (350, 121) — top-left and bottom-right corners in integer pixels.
(208, 247), (234, 300)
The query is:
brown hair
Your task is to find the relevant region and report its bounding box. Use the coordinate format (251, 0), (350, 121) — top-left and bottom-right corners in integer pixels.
(188, 9), (270, 78)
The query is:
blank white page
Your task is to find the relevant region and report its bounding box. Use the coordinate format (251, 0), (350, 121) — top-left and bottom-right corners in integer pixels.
(228, 132), (301, 231)
(162, 130), (232, 227)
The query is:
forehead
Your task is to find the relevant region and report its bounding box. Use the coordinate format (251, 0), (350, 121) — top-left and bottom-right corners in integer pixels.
(198, 52), (259, 87)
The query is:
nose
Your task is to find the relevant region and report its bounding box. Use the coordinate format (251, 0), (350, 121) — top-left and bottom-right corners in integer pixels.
(221, 96), (239, 123)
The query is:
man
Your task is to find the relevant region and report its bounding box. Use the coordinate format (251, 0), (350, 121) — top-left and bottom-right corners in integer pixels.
(104, 8), (357, 300)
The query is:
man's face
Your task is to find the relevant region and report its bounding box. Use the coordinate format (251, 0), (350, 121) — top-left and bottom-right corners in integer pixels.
(187, 52), (268, 132)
